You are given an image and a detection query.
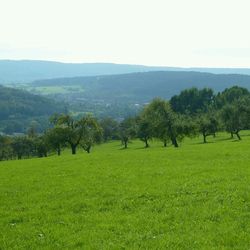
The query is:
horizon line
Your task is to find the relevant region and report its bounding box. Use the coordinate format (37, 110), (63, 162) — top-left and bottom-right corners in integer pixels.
(1, 58), (250, 69)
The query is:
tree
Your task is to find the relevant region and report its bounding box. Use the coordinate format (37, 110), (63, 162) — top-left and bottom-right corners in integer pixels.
(136, 113), (153, 148)
(80, 116), (103, 153)
(170, 87), (214, 114)
(144, 98), (179, 147)
(0, 135), (12, 161)
(99, 117), (119, 141)
(54, 114), (84, 155)
(215, 86), (250, 109)
(119, 118), (137, 149)
(220, 97), (250, 140)
(197, 113), (219, 143)
(53, 114), (102, 154)
(11, 136), (34, 159)
(34, 135), (49, 158)
(27, 121), (39, 138)
(45, 127), (66, 156)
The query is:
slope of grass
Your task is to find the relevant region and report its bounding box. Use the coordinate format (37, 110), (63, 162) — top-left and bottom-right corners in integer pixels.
(0, 133), (250, 249)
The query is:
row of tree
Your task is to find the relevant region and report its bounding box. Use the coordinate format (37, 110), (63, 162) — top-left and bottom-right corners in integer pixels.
(0, 86), (250, 161)
(102, 86), (250, 147)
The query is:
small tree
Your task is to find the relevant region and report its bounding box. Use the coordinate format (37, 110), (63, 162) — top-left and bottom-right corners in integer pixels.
(144, 98), (179, 147)
(119, 118), (137, 149)
(34, 135), (49, 158)
(45, 127), (66, 156)
(197, 113), (219, 143)
(11, 136), (34, 159)
(54, 114), (84, 155)
(52, 114), (103, 154)
(0, 135), (13, 161)
(136, 113), (153, 148)
(80, 116), (103, 153)
(99, 117), (119, 141)
(220, 98), (250, 140)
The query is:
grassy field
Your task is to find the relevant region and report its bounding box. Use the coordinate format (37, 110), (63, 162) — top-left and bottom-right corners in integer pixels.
(0, 133), (250, 249)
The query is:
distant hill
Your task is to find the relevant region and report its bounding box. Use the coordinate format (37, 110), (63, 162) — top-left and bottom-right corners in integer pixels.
(0, 85), (65, 133)
(32, 71), (250, 103)
(0, 60), (176, 83)
(2, 60), (250, 83)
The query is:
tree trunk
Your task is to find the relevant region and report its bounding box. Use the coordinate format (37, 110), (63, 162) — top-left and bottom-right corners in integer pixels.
(124, 140), (128, 149)
(230, 132), (234, 139)
(71, 144), (77, 154)
(163, 140), (167, 147)
(86, 145), (91, 153)
(203, 132), (207, 143)
(145, 138), (149, 148)
(57, 147), (61, 156)
(235, 131), (241, 140)
(171, 136), (178, 148)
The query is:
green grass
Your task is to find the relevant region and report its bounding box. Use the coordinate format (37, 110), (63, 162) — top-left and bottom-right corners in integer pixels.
(0, 133), (250, 249)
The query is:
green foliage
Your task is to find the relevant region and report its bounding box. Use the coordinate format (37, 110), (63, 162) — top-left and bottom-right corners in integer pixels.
(143, 98), (181, 147)
(119, 118), (137, 148)
(170, 87), (214, 114)
(136, 113), (154, 148)
(33, 136), (49, 158)
(80, 116), (103, 154)
(220, 97), (250, 140)
(52, 114), (102, 154)
(11, 136), (35, 159)
(197, 113), (219, 143)
(45, 127), (67, 156)
(215, 86), (250, 108)
(0, 135), (12, 161)
(0, 85), (65, 134)
(99, 117), (119, 141)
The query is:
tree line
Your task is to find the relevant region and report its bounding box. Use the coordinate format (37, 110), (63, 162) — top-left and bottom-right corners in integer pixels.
(0, 86), (250, 161)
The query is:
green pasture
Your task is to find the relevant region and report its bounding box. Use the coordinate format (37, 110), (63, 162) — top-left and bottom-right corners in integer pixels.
(0, 133), (250, 249)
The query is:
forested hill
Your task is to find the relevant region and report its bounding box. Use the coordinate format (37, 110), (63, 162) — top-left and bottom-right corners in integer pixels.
(0, 60), (174, 83)
(2, 60), (250, 83)
(0, 85), (65, 133)
(32, 71), (250, 102)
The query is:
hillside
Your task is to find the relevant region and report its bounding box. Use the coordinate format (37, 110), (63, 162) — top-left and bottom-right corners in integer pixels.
(0, 60), (175, 83)
(31, 71), (250, 103)
(0, 85), (65, 133)
(2, 60), (250, 83)
(0, 134), (249, 249)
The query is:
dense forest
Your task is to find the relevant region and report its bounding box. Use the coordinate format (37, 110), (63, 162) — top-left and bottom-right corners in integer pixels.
(1, 85), (250, 161)
(0, 85), (66, 134)
(33, 71), (250, 93)
(31, 71), (250, 103)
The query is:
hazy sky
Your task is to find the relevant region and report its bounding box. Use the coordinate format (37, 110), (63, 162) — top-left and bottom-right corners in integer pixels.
(1, 0), (250, 67)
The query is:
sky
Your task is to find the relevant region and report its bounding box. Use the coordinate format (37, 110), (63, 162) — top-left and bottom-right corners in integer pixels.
(0, 0), (250, 67)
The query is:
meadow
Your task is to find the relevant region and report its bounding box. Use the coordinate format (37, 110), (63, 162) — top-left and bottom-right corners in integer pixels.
(0, 133), (250, 249)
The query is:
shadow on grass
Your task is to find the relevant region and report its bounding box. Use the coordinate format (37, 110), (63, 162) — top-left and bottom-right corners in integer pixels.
(134, 146), (151, 150)
(231, 139), (241, 143)
(192, 141), (216, 145)
(119, 147), (128, 150)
